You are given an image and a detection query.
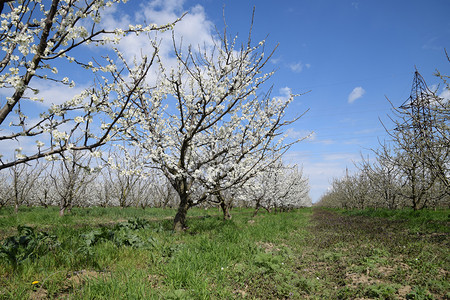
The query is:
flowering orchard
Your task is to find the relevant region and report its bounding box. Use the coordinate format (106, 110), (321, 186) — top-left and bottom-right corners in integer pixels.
(0, 1), (311, 229)
(0, 156), (311, 214)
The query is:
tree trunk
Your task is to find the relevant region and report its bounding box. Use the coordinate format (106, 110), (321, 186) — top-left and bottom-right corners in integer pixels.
(216, 192), (232, 220)
(174, 194), (189, 231)
(59, 205), (65, 217)
(220, 201), (232, 220)
(14, 170), (19, 214)
(253, 205), (260, 217)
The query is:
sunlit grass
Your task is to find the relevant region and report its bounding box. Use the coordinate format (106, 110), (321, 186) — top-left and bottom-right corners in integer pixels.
(0, 206), (448, 299)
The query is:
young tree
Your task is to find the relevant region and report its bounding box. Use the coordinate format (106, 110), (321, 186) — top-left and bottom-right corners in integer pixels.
(106, 147), (144, 208)
(33, 170), (55, 208)
(92, 169), (115, 207)
(130, 175), (155, 209)
(275, 164), (311, 210)
(431, 57), (450, 192)
(8, 161), (42, 213)
(153, 177), (178, 208)
(49, 150), (94, 216)
(380, 70), (448, 209)
(0, 169), (12, 207)
(328, 173), (355, 209)
(120, 22), (306, 230)
(358, 151), (400, 209)
(0, 0), (181, 169)
(238, 159), (310, 216)
(200, 140), (307, 220)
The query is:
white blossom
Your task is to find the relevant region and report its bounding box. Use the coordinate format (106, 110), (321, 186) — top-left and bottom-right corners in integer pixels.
(91, 151), (102, 158)
(52, 130), (69, 142)
(74, 116), (84, 123)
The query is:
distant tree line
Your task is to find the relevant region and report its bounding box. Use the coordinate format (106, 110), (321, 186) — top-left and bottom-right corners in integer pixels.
(0, 150), (311, 217)
(317, 63), (449, 210)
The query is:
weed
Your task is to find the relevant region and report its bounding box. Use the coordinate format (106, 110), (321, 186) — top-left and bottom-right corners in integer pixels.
(79, 218), (155, 250)
(364, 283), (399, 299)
(253, 252), (283, 273)
(0, 225), (60, 269)
(406, 286), (434, 300)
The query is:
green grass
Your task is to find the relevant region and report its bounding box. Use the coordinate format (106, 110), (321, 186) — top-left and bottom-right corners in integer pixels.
(338, 207), (450, 233)
(0, 206), (176, 230)
(0, 206), (448, 299)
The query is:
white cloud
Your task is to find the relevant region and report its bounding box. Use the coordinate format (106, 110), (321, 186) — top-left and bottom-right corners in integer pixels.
(323, 153), (360, 162)
(288, 61), (310, 73)
(289, 62), (303, 72)
(279, 86), (291, 96)
(348, 86), (365, 103)
(275, 86), (292, 102)
(430, 84), (438, 92)
(92, 0), (217, 85)
(31, 81), (88, 107)
(439, 88), (450, 101)
(308, 132), (317, 141)
(422, 36), (444, 51)
(0, 133), (43, 159)
(286, 128), (314, 141)
(270, 57), (282, 64)
(0, 80), (88, 108)
(311, 138), (334, 145)
(351, 1), (360, 9)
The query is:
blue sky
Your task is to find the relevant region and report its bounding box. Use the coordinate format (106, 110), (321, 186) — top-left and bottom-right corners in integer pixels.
(182, 0), (450, 202)
(3, 0), (449, 202)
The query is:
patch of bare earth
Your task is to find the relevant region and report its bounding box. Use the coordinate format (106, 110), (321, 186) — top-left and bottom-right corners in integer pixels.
(51, 270), (110, 298)
(29, 287), (48, 300)
(397, 285), (412, 299)
(346, 272), (381, 288)
(257, 241), (281, 253)
(147, 273), (163, 288)
(66, 269), (110, 286)
(304, 208), (449, 299)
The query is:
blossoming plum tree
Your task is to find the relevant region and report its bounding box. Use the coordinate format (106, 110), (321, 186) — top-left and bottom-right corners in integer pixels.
(242, 159), (310, 216)
(119, 22), (307, 230)
(49, 149), (93, 216)
(0, 0), (180, 169)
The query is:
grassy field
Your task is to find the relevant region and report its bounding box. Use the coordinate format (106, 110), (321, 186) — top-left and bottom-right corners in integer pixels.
(0, 206), (448, 299)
